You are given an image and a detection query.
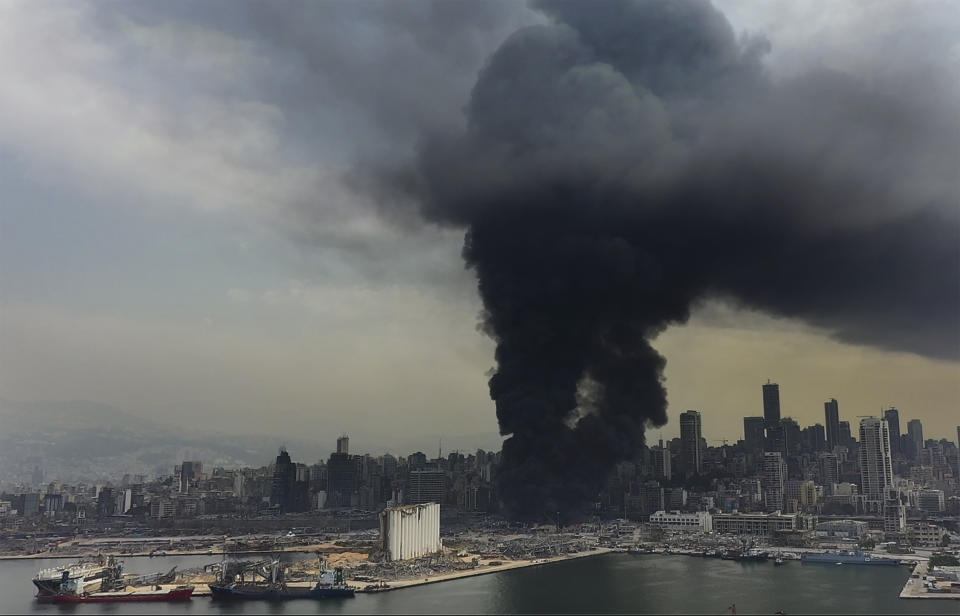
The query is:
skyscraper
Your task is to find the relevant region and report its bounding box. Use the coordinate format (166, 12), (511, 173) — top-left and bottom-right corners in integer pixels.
(765, 422), (788, 457)
(858, 418), (893, 502)
(781, 418), (801, 455)
(408, 469), (445, 504)
(838, 421), (853, 446)
(818, 453), (839, 493)
(824, 399), (840, 448)
(679, 410), (703, 477)
(652, 440), (672, 480)
(337, 434), (350, 455)
(907, 420), (923, 459)
(883, 408), (901, 455)
(271, 449), (296, 513)
(762, 381), (781, 424)
(803, 424), (826, 452)
(327, 450), (357, 508)
(762, 452), (786, 512)
(178, 460), (201, 494)
(743, 417), (766, 451)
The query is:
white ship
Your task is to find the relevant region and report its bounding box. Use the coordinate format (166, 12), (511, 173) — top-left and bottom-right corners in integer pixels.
(32, 555), (119, 596)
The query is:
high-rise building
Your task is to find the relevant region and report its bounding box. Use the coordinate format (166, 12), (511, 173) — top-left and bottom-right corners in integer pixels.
(327, 451), (357, 508)
(408, 469), (445, 505)
(883, 487), (906, 533)
(639, 481), (664, 515)
(743, 417), (766, 451)
(858, 418), (893, 502)
(762, 381), (781, 424)
(336, 434), (350, 455)
(679, 410), (703, 476)
(765, 422), (787, 457)
(824, 399), (840, 448)
(652, 441), (672, 480)
(803, 424), (826, 452)
(781, 418), (801, 455)
(818, 453), (839, 492)
(838, 421), (853, 446)
(270, 449), (297, 513)
(918, 489), (945, 514)
(762, 452), (786, 512)
(883, 408), (901, 455)
(907, 420), (923, 459)
(178, 461), (201, 494)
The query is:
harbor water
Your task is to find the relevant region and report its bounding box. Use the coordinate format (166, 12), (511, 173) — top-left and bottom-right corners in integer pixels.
(2, 552), (958, 614)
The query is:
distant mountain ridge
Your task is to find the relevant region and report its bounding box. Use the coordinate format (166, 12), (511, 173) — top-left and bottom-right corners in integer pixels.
(0, 398), (502, 486)
(0, 398), (326, 485)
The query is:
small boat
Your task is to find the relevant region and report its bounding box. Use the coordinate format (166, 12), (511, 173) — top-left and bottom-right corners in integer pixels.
(774, 556), (785, 566)
(49, 585), (194, 603)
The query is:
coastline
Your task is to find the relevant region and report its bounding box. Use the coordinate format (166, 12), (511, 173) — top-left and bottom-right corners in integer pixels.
(350, 547), (614, 593)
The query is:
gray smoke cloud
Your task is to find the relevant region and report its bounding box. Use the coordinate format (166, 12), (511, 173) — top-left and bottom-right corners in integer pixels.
(378, 0), (959, 518)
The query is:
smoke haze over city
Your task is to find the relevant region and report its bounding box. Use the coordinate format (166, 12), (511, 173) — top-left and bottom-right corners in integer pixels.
(0, 0), (958, 491)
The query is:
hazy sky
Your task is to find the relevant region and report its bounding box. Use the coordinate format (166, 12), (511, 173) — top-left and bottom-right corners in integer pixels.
(1, 0), (957, 455)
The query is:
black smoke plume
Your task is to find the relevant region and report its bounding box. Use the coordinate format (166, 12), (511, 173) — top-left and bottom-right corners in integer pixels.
(392, 0), (959, 518)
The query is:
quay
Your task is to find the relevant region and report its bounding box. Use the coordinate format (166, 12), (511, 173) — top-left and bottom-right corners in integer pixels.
(165, 547), (614, 595)
(348, 548), (613, 593)
(899, 562), (960, 600)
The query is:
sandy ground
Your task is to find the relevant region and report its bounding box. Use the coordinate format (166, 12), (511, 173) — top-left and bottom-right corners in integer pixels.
(170, 548), (613, 595)
(348, 548), (613, 592)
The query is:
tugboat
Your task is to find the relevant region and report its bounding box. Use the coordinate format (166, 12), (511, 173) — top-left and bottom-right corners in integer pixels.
(209, 556), (355, 600)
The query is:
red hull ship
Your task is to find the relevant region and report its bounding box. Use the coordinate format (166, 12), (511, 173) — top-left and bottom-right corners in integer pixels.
(49, 586), (194, 603)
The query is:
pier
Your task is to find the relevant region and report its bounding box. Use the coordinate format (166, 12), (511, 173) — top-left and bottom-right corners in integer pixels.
(899, 562), (960, 600)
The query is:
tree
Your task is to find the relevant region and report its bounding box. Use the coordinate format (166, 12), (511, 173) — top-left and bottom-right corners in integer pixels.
(929, 554), (960, 569)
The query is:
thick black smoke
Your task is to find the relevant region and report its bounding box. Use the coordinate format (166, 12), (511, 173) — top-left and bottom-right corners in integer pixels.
(397, 0), (959, 518)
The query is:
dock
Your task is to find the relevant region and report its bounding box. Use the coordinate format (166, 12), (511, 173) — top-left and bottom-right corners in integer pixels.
(899, 562), (960, 600)
(171, 548), (614, 596)
(349, 548), (613, 593)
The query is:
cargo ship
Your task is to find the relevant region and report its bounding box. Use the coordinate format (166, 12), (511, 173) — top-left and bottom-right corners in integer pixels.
(802, 551), (901, 566)
(209, 557), (355, 600)
(33, 555), (120, 597)
(48, 585), (194, 603)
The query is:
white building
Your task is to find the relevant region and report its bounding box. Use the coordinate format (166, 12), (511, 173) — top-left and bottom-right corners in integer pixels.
(815, 519), (868, 539)
(762, 452), (786, 512)
(713, 512), (797, 536)
(858, 417), (893, 502)
(649, 510), (712, 533)
(379, 502), (441, 561)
